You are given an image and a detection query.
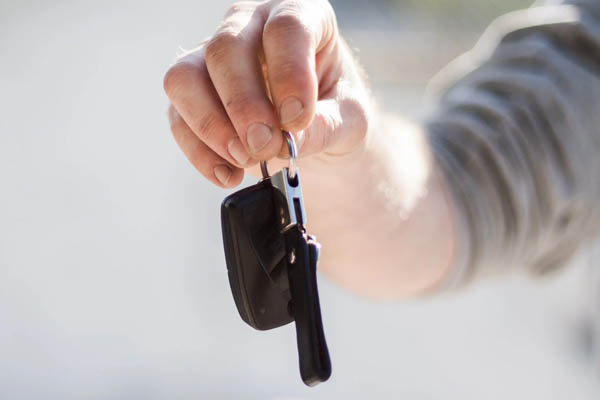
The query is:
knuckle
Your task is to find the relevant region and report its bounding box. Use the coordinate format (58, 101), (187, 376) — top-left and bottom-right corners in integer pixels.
(169, 116), (188, 143)
(224, 92), (263, 123)
(163, 61), (201, 97)
(225, 1), (255, 18)
(169, 118), (184, 139)
(167, 105), (182, 129)
(314, 112), (334, 151)
(264, 12), (310, 44)
(344, 97), (370, 141)
(271, 59), (311, 85)
(205, 30), (239, 65)
(193, 111), (222, 142)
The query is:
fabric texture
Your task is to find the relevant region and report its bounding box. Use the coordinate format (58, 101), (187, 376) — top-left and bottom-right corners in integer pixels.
(426, 0), (600, 288)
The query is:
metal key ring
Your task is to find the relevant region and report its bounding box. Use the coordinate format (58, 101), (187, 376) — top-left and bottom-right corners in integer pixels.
(260, 130), (298, 182)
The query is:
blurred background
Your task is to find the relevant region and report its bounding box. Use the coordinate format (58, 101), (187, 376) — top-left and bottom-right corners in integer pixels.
(1, 0), (599, 398)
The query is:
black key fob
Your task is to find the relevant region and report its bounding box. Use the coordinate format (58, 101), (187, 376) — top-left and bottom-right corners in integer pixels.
(221, 179), (293, 330)
(220, 131), (331, 386)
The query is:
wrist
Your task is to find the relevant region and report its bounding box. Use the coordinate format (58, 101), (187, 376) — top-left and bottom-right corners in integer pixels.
(301, 110), (431, 214)
(300, 110), (457, 297)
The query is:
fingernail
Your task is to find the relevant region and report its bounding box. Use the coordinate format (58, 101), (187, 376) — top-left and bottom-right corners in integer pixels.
(247, 123), (273, 153)
(228, 137), (250, 165)
(280, 97), (303, 125)
(214, 165), (232, 185)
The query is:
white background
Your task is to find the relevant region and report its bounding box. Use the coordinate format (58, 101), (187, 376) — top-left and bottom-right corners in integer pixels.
(1, 0), (599, 398)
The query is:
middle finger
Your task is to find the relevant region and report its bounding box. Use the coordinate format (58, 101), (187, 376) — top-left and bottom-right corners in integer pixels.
(204, 6), (283, 161)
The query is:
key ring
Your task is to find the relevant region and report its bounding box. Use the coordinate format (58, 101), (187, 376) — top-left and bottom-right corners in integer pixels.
(260, 131), (298, 182)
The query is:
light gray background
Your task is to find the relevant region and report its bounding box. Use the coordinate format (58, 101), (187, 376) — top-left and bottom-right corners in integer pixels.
(1, 0), (599, 398)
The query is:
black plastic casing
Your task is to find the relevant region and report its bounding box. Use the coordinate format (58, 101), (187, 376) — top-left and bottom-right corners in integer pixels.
(221, 178), (332, 386)
(220, 179), (293, 330)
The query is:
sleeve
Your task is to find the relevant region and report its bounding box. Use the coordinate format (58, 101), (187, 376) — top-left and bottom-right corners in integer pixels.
(425, 0), (600, 288)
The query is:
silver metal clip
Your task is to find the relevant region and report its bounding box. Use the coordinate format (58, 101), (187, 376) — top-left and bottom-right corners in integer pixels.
(260, 131), (306, 232)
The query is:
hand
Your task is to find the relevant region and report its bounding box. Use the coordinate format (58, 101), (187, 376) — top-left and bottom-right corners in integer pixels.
(163, 0), (456, 298)
(163, 0), (370, 187)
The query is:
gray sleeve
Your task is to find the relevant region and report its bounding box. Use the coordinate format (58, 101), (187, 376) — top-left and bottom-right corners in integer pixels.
(426, 0), (600, 288)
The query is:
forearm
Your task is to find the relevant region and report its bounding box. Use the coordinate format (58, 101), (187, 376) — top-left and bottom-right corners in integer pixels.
(300, 113), (456, 298)
(424, 0), (600, 286)
(167, 0), (600, 298)
(302, 0), (600, 296)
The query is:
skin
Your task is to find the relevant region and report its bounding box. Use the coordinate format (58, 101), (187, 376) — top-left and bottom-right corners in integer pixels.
(163, 0), (457, 298)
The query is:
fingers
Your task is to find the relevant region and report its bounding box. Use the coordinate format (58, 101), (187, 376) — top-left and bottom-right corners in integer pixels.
(262, 0), (337, 132)
(164, 0), (351, 190)
(204, 5), (284, 160)
(168, 106), (244, 188)
(164, 47), (255, 169)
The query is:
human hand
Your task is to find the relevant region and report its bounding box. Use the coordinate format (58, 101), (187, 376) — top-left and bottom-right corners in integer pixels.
(164, 0), (370, 187)
(164, 0), (455, 297)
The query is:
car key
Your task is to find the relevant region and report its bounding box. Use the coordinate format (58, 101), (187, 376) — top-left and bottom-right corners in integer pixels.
(221, 176), (293, 330)
(268, 132), (331, 386)
(220, 131), (331, 386)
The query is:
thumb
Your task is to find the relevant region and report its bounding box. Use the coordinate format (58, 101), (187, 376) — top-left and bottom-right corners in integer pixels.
(298, 94), (369, 158)
(261, 0), (338, 133)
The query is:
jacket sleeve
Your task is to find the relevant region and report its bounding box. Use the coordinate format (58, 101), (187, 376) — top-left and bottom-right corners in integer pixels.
(426, 0), (600, 288)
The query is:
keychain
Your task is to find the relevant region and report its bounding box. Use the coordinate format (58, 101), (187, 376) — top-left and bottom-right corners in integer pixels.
(220, 131), (331, 386)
